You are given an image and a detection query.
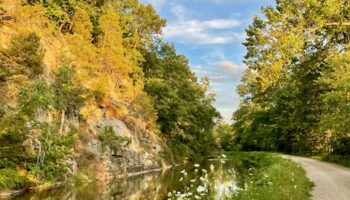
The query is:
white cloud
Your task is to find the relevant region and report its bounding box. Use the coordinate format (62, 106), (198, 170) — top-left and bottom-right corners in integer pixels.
(201, 19), (241, 29)
(164, 23), (244, 45)
(217, 61), (243, 77)
(170, 4), (187, 20)
(191, 64), (203, 74)
(163, 4), (244, 45)
(209, 75), (226, 82)
(217, 107), (235, 123)
(191, 60), (245, 83)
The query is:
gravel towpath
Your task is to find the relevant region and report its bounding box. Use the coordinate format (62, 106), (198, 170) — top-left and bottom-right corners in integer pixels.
(284, 155), (350, 200)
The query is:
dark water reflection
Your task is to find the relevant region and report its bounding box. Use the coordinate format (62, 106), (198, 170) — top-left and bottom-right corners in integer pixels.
(11, 155), (258, 200)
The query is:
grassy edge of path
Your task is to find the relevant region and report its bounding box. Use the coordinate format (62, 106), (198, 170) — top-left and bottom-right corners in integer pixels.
(226, 152), (314, 200)
(312, 155), (350, 168)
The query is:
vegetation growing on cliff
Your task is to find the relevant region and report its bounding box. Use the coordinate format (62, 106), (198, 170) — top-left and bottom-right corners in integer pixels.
(0, 0), (219, 190)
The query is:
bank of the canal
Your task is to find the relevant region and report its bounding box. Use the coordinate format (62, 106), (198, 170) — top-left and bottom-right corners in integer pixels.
(1, 152), (313, 200)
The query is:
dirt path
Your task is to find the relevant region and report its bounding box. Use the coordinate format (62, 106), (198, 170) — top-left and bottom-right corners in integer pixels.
(284, 155), (350, 200)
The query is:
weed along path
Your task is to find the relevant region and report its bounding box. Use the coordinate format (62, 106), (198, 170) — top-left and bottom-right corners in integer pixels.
(284, 155), (350, 200)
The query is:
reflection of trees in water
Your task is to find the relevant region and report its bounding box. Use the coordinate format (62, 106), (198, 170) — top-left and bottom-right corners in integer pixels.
(13, 170), (177, 200)
(12, 156), (261, 200)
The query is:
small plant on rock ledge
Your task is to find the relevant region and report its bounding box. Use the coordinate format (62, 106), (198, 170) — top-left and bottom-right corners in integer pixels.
(98, 126), (128, 151)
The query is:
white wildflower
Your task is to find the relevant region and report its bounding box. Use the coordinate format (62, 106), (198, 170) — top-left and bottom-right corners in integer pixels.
(202, 169), (207, 173)
(196, 185), (206, 193)
(194, 164), (200, 168)
(210, 164), (215, 172)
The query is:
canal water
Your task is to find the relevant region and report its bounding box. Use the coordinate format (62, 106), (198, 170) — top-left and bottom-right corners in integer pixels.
(10, 154), (258, 200)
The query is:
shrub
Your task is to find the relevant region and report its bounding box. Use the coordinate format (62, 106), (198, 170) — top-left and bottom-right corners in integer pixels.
(98, 126), (128, 151)
(0, 168), (27, 190)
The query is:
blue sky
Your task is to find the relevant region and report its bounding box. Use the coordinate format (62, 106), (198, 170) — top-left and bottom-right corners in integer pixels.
(140, 0), (275, 122)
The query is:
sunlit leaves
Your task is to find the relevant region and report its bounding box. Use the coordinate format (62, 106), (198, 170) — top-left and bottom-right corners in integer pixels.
(234, 0), (350, 154)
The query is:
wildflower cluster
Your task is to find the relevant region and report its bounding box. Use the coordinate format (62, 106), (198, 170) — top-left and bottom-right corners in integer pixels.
(167, 163), (216, 200)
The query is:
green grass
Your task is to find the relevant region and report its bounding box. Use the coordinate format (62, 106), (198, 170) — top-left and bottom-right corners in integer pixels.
(228, 152), (314, 200)
(0, 168), (27, 190)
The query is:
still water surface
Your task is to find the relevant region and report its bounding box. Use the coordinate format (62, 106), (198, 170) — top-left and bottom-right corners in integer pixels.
(12, 155), (257, 200)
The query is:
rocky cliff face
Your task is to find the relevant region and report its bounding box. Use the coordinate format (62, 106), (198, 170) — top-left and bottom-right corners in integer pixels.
(0, 0), (170, 186)
(82, 116), (165, 180)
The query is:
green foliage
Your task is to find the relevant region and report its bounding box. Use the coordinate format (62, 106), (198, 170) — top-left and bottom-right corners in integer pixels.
(7, 33), (44, 77)
(24, 0), (166, 48)
(215, 123), (235, 151)
(0, 37), (79, 188)
(129, 92), (157, 123)
(2, 77), (77, 183)
(0, 32), (43, 99)
(54, 65), (87, 112)
(23, 0), (106, 33)
(115, 0), (166, 51)
(26, 122), (77, 182)
(142, 43), (219, 162)
(167, 141), (191, 162)
(319, 154), (350, 168)
(0, 168), (27, 190)
(19, 80), (55, 117)
(69, 172), (90, 186)
(0, 51), (25, 83)
(98, 126), (128, 150)
(0, 0), (219, 191)
(232, 0), (350, 155)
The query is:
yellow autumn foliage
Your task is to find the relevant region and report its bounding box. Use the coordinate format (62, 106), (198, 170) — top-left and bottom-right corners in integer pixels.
(0, 0), (157, 125)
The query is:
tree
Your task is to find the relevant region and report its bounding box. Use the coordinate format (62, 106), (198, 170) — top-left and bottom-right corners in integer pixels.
(142, 43), (219, 161)
(215, 123), (235, 151)
(0, 33), (43, 110)
(233, 0), (350, 154)
(7, 33), (44, 77)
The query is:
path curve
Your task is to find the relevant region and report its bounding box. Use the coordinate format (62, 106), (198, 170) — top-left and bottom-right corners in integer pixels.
(284, 155), (350, 200)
